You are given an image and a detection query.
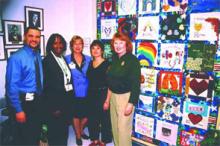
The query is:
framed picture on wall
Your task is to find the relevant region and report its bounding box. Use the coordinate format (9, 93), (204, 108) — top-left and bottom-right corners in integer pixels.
(0, 35), (6, 60)
(6, 48), (19, 58)
(40, 35), (45, 56)
(4, 20), (24, 45)
(5, 45), (23, 59)
(0, 14), (3, 33)
(25, 6), (44, 30)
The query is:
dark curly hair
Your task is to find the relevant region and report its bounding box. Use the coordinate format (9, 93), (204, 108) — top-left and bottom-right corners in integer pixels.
(46, 33), (67, 55)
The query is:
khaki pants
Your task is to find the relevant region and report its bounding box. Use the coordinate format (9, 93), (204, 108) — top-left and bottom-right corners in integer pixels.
(110, 92), (134, 146)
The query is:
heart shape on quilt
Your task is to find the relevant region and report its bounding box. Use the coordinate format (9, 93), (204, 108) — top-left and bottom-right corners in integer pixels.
(190, 79), (208, 95)
(104, 1), (112, 12)
(188, 113), (203, 125)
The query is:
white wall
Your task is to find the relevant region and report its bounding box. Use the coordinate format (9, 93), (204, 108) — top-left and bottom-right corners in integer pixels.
(0, 0), (96, 100)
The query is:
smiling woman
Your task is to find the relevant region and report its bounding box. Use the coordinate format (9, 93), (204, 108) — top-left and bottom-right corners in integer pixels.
(106, 32), (141, 146)
(42, 33), (73, 146)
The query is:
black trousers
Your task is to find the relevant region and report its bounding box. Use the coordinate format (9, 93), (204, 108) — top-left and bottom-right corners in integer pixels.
(88, 88), (112, 143)
(11, 96), (41, 145)
(47, 114), (69, 146)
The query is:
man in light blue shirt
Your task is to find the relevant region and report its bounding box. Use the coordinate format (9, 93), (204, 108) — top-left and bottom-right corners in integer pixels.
(6, 26), (42, 145)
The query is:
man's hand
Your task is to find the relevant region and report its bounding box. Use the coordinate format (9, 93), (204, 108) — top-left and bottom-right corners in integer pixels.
(16, 111), (26, 123)
(124, 103), (134, 116)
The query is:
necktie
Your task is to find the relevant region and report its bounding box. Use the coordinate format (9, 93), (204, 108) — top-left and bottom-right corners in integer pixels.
(35, 55), (42, 95)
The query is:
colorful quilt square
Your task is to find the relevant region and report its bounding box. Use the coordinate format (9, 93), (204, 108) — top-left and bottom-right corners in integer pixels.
(186, 42), (217, 71)
(161, 13), (186, 40)
(158, 71), (183, 95)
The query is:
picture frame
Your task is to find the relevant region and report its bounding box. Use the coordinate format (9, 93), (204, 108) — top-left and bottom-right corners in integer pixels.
(0, 35), (6, 60)
(0, 13), (3, 33)
(25, 6), (44, 30)
(6, 48), (19, 58)
(4, 20), (24, 45)
(40, 35), (45, 56)
(5, 45), (23, 59)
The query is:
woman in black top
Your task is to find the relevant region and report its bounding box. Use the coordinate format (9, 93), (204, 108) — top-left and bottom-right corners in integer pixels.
(42, 34), (73, 145)
(87, 40), (112, 146)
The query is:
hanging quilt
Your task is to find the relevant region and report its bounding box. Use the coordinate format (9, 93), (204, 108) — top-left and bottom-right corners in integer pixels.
(101, 0), (116, 16)
(180, 130), (204, 146)
(134, 113), (155, 138)
(103, 42), (113, 61)
(157, 43), (185, 70)
(182, 101), (210, 130)
(137, 42), (158, 67)
(189, 12), (220, 41)
(185, 72), (214, 101)
(118, 17), (138, 40)
(156, 96), (181, 122)
(189, 0), (220, 12)
(118, 0), (136, 16)
(162, 0), (188, 12)
(158, 71), (183, 95)
(186, 42), (217, 71)
(136, 16), (159, 40)
(138, 0), (160, 14)
(101, 19), (117, 39)
(140, 68), (158, 93)
(161, 13), (186, 40)
(155, 120), (178, 145)
(138, 94), (154, 113)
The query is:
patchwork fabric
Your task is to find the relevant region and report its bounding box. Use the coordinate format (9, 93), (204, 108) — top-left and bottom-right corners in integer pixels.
(155, 120), (179, 145)
(138, 0), (160, 14)
(157, 43), (185, 70)
(101, 0), (116, 16)
(101, 19), (117, 39)
(156, 96), (181, 122)
(182, 101), (210, 130)
(138, 94), (154, 113)
(162, 0), (188, 12)
(180, 130), (204, 146)
(136, 16), (159, 40)
(189, 12), (220, 41)
(186, 42), (217, 71)
(137, 42), (158, 67)
(118, 0), (136, 15)
(185, 72), (214, 101)
(161, 13), (186, 40)
(140, 68), (158, 93)
(189, 0), (220, 12)
(118, 17), (138, 40)
(158, 71), (183, 95)
(134, 113), (155, 138)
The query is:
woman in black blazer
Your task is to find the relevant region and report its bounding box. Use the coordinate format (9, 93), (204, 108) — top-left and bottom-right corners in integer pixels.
(42, 34), (73, 145)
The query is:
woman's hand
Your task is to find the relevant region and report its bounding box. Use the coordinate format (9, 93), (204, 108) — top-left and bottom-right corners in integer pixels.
(103, 101), (110, 110)
(124, 103), (134, 116)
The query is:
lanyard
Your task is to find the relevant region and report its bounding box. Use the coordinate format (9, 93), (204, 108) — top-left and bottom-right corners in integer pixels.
(51, 51), (71, 84)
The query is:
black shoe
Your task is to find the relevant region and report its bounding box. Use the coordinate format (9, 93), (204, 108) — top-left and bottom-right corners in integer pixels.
(76, 138), (82, 146)
(81, 134), (90, 139)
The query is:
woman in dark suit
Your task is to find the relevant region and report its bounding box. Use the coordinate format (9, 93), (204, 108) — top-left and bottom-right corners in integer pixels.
(42, 33), (73, 145)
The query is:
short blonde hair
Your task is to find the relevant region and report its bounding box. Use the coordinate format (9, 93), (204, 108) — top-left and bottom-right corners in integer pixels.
(70, 35), (84, 50)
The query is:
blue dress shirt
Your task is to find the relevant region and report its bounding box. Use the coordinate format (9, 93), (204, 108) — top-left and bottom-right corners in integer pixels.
(6, 45), (43, 113)
(65, 54), (91, 98)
